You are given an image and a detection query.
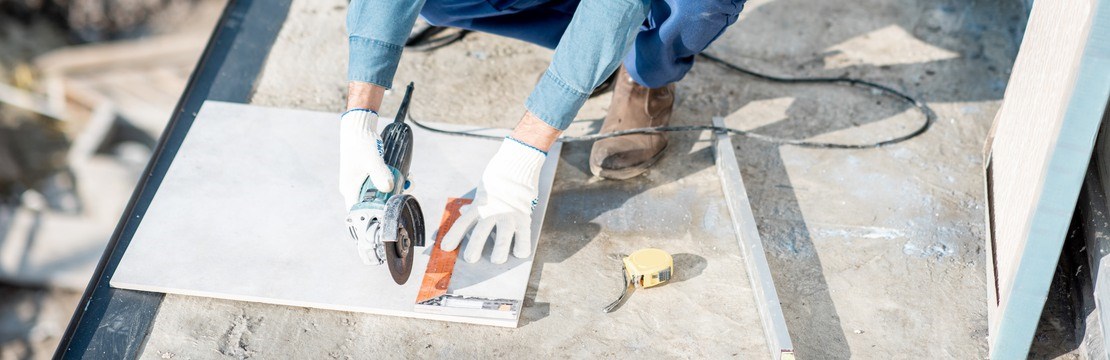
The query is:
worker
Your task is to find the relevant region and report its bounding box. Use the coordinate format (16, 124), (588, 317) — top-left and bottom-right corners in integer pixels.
(340, 0), (745, 263)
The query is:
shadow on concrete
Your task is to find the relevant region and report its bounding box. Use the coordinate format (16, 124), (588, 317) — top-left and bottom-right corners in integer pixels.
(1026, 188), (1092, 359)
(519, 132), (709, 327)
(669, 253), (708, 284)
(692, 0), (1026, 357)
(462, 0), (1023, 353)
(519, 279), (552, 327)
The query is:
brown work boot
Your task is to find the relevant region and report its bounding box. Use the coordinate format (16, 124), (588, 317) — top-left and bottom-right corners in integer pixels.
(589, 67), (675, 179)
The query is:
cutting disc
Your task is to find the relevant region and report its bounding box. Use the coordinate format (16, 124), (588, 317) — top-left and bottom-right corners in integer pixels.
(382, 194), (425, 284)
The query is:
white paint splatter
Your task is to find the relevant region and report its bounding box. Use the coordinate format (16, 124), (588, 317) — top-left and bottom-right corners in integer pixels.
(816, 225), (906, 240)
(903, 240), (956, 258)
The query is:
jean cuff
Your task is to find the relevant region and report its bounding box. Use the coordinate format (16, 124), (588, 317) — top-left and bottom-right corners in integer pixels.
(348, 35), (402, 89)
(524, 70), (590, 131)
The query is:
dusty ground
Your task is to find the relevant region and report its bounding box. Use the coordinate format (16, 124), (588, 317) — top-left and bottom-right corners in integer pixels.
(0, 11), (80, 360)
(0, 287), (82, 359)
(0, 2), (224, 359)
(4, 0), (1081, 358)
(135, 0), (1038, 359)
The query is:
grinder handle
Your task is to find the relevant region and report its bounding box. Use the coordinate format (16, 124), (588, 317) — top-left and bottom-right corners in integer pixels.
(394, 82), (414, 124)
(379, 82), (415, 179)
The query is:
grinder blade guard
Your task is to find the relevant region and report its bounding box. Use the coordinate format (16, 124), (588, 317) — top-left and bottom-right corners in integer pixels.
(345, 82), (426, 285)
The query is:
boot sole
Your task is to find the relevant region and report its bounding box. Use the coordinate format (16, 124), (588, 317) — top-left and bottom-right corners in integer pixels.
(589, 143), (668, 180)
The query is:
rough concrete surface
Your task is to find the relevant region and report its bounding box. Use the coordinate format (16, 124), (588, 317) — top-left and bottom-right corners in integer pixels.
(139, 0), (1031, 358)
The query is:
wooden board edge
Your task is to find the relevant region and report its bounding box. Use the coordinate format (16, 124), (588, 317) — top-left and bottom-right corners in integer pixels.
(989, 0), (1110, 355)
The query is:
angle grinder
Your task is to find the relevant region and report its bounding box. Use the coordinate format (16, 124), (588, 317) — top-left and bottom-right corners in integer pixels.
(346, 82), (426, 285)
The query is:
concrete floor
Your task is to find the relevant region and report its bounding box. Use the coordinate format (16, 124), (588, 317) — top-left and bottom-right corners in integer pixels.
(132, 0), (1028, 358)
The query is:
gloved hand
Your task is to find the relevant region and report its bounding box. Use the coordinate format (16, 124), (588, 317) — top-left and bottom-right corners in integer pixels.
(440, 138), (546, 264)
(339, 109), (394, 209)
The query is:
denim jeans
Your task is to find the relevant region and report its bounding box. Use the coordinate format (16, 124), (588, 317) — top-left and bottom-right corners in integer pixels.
(348, 0), (745, 131)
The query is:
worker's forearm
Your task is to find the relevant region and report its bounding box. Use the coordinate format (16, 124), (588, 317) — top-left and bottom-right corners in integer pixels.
(511, 112), (562, 153)
(347, 86), (559, 152)
(347, 82), (386, 112)
(346, 0), (426, 89)
(523, 0), (649, 131)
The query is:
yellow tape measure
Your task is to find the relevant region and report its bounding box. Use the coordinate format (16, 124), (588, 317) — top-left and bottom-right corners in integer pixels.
(603, 248), (674, 313)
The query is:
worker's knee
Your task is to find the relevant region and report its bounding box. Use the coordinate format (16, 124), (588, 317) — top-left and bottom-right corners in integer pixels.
(676, 0), (746, 17)
(668, 0), (745, 49)
(629, 0), (651, 17)
(419, 1), (461, 27)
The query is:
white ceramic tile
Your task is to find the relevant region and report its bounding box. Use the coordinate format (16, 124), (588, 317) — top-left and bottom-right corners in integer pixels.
(111, 101), (560, 327)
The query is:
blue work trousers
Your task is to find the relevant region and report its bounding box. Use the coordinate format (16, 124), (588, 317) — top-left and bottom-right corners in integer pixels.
(348, 0), (745, 130)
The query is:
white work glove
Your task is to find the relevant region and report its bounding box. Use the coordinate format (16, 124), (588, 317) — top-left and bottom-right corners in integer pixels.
(339, 109), (394, 209)
(441, 138), (546, 264)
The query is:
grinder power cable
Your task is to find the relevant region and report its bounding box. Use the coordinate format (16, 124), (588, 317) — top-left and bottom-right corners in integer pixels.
(345, 82), (427, 285)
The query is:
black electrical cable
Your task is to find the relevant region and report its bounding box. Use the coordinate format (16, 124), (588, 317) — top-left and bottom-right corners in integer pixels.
(403, 27), (935, 149)
(405, 24), (472, 52)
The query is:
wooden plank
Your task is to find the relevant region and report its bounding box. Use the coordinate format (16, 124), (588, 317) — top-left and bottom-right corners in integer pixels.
(33, 34), (205, 76)
(712, 117), (795, 360)
(985, 0), (1110, 356)
(0, 82), (63, 120)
